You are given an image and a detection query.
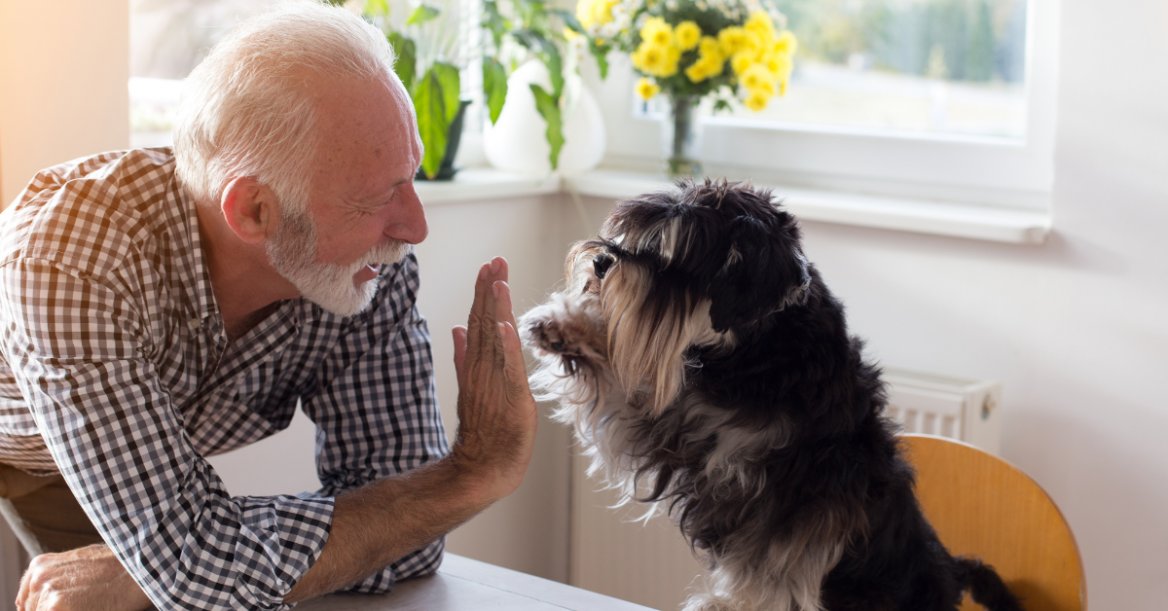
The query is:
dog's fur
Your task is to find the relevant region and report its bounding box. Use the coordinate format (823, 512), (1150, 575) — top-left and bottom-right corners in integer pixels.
(519, 180), (1023, 611)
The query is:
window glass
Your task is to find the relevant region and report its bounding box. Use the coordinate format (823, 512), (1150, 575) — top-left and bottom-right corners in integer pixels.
(721, 0), (1029, 142)
(130, 0), (282, 146)
(128, 0), (478, 147)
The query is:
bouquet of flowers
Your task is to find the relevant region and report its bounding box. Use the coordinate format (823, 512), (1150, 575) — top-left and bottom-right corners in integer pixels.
(574, 0), (797, 176)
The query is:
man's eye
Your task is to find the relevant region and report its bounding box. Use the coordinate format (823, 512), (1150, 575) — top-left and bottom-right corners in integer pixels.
(593, 254), (614, 279)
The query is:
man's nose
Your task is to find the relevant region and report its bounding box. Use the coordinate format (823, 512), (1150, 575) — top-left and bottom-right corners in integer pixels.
(384, 184), (428, 244)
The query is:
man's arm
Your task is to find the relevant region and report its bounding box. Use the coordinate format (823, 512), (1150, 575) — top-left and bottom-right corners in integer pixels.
(17, 258), (535, 610)
(286, 257), (536, 602)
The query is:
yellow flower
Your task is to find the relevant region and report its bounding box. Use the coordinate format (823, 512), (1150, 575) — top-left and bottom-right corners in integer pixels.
(731, 51), (754, 75)
(633, 41), (678, 78)
(699, 36), (721, 59)
(635, 77), (660, 101)
(640, 17), (673, 48)
(742, 29), (763, 54)
(765, 53), (793, 79)
(718, 26), (748, 56)
(662, 46), (681, 77)
(745, 11), (776, 39)
(774, 30), (799, 56)
(576, 0), (616, 30)
(576, 0), (596, 29)
(685, 60), (714, 83)
(674, 21), (701, 51)
(744, 90), (770, 111)
(740, 63), (774, 92)
(749, 78), (776, 96)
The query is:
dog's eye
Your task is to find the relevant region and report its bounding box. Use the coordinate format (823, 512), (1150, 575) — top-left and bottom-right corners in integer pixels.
(593, 254), (614, 280)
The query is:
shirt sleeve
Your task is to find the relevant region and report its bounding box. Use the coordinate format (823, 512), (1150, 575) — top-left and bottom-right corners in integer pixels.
(0, 257), (333, 610)
(299, 253), (451, 592)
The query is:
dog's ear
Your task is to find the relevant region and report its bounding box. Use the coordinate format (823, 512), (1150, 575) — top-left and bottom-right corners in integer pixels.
(707, 213), (811, 332)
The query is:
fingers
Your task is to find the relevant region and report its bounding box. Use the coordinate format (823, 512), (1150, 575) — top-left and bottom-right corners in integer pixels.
(17, 556), (41, 611)
(467, 259), (499, 362)
(17, 571), (27, 610)
(452, 325), (468, 385)
(491, 276), (517, 329)
(497, 320), (531, 402)
(467, 257), (510, 364)
(490, 280), (534, 406)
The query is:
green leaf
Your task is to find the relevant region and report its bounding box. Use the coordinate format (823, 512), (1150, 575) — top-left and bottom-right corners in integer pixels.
(363, 0), (389, 17)
(431, 62), (461, 125)
(413, 68), (456, 180)
(387, 32), (416, 92)
(551, 9), (584, 35)
(406, 4), (440, 26)
(589, 41), (609, 80)
(544, 45), (564, 99)
(482, 57), (508, 125)
(530, 84), (564, 170)
(481, 0), (507, 49)
(513, 30), (564, 98)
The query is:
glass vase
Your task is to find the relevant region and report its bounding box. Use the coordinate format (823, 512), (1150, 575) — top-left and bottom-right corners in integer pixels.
(662, 94), (703, 179)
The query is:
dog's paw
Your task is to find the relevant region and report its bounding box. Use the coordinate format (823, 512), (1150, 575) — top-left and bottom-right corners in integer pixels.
(523, 317), (570, 354)
(518, 303), (572, 354)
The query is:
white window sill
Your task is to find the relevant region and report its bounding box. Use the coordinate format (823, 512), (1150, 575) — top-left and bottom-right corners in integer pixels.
(418, 167), (1051, 245)
(415, 168), (560, 204)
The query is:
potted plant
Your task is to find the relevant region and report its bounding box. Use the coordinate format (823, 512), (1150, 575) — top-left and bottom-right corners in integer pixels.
(331, 0), (590, 178)
(339, 0), (471, 180)
(480, 0), (586, 173)
(572, 0), (797, 178)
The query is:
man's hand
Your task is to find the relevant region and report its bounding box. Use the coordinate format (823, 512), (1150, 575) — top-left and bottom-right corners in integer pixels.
(450, 257), (538, 503)
(284, 257), (538, 603)
(16, 543), (151, 611)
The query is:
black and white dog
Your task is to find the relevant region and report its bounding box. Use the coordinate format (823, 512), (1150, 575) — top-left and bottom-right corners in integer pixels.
(520, 180), (1023, 611)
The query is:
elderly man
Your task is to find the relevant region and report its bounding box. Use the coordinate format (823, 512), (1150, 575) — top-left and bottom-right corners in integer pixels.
(0, 3), (536, 609)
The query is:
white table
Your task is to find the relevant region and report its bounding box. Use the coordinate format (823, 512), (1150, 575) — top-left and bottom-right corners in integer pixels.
(297, 554), (656, 610)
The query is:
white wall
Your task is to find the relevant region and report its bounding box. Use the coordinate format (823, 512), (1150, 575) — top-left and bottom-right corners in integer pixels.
(0, 1), (130, 206)
(783, 2), (1167, 608)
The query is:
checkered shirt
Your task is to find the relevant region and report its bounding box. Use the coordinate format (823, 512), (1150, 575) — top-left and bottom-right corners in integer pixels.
(0, 148), (450, 608)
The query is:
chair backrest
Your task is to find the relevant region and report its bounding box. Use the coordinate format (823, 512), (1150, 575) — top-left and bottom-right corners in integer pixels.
(899, 434), (1086, 611)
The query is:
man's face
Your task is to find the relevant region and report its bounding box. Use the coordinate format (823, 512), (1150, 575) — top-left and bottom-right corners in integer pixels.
(265, 204), (407, 316)
(268, 75), (426, 316)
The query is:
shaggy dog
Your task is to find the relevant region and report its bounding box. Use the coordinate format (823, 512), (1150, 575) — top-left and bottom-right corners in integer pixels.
(519, 180), (1022, 611)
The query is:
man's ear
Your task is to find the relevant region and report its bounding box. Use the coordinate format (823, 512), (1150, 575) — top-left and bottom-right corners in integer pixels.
(220, 177), (278, 245)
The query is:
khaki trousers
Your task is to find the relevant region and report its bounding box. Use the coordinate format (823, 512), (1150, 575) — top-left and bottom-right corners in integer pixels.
(0, 463), (102, 555)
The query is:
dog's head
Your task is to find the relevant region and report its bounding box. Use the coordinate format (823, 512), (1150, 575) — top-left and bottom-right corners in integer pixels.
(523, 179), (811, 415)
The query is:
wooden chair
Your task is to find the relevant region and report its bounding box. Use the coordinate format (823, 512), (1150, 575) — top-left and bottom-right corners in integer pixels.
(899, 434), (1086, 611)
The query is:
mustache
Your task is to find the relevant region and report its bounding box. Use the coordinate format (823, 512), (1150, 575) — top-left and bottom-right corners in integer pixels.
(365, 240), (409, 267)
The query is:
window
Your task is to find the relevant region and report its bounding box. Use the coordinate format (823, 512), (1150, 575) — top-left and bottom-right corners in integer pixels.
(597, 0), (1058, 209)
(129, 0), (283, 147)
(128, 0), (481, 148)
(739, 0), (1029, 141)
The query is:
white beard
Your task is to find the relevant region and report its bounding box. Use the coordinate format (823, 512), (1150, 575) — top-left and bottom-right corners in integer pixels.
(266, 209), (408, 317)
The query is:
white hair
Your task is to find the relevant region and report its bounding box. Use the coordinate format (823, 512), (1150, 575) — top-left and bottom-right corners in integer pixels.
(173, 1), (403, 213)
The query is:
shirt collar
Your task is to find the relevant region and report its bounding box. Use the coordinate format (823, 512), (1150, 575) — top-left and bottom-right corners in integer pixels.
(170, 160), (224, 336)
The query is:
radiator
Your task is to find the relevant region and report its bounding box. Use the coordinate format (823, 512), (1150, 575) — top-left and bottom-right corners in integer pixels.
(567, 369), (1004, 610)
(882, 368), (1002, 454)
